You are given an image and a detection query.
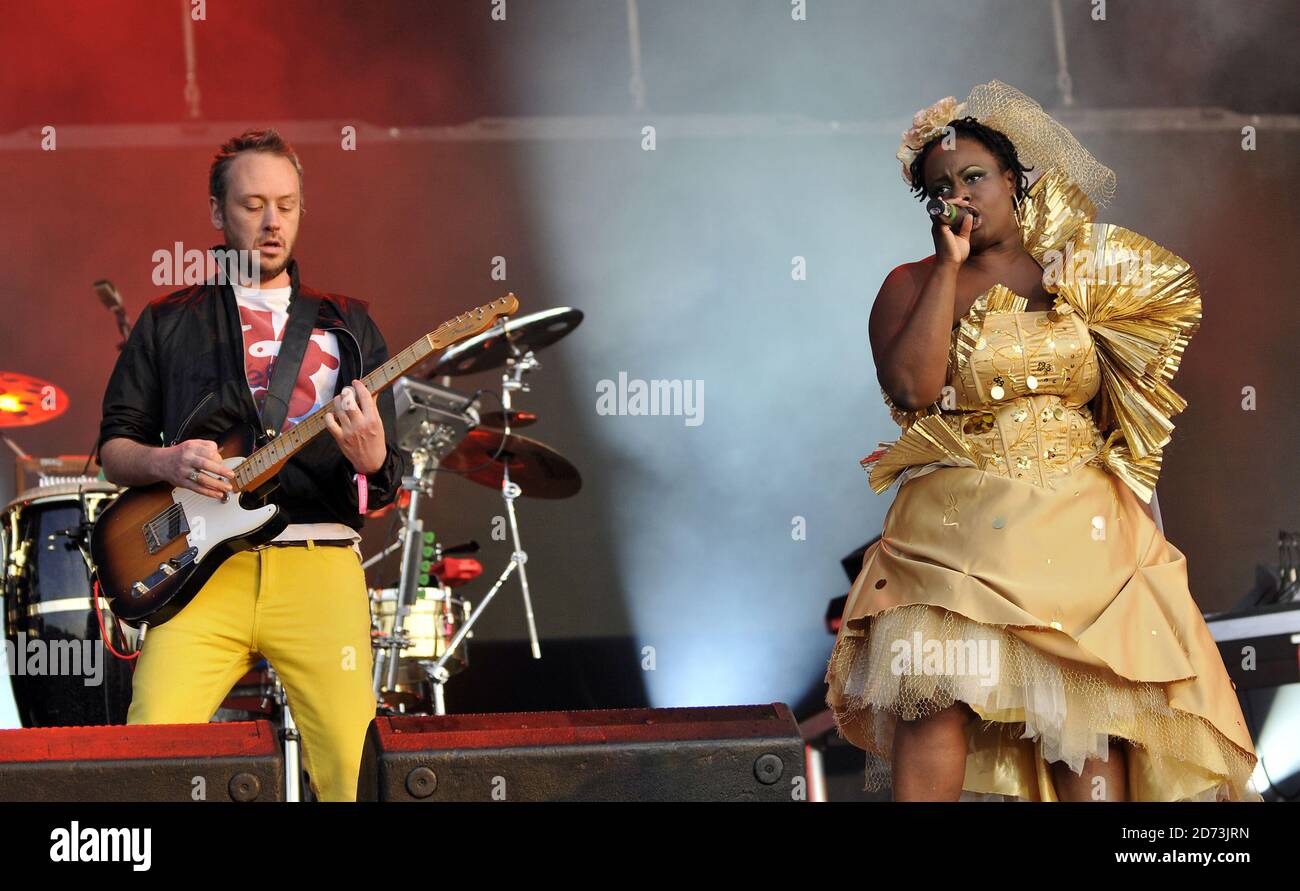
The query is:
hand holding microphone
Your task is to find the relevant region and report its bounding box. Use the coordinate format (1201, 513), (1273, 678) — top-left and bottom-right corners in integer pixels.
(929, 196), (976, 267)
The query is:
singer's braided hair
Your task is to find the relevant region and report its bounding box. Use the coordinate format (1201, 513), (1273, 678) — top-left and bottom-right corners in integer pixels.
(908, 116), (1033, 204)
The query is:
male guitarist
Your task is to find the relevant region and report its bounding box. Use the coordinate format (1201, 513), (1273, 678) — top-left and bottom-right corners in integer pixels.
(96, 128), (403, 801)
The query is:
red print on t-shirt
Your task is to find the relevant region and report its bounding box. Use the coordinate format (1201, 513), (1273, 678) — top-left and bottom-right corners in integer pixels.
(239, 306), (341, 431)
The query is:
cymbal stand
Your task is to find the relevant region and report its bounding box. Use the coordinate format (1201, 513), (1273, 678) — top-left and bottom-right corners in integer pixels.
(421, 352), (544, 713)
(499, 351), (543, 660)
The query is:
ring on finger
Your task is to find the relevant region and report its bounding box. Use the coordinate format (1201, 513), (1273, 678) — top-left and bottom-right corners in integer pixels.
(188, 470), (200, 482)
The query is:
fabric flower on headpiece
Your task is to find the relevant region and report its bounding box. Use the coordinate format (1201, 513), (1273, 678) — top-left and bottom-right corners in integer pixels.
(896, 95), (966, 185)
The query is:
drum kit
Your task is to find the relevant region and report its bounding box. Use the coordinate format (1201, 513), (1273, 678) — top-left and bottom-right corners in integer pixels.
(1, 306), (586, 763)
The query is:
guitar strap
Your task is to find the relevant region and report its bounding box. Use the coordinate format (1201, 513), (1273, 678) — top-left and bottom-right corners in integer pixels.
(258, 291), (323, 439)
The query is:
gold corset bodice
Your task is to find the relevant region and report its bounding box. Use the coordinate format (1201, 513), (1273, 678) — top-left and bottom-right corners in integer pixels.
(864, 166), (1203, 504)
(878, 287), (1107, 492)
(941, 290), (1106, 488)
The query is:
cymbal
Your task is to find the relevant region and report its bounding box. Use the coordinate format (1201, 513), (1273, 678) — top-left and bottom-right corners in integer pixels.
(428, 307), (583, 377)
(0, 371), (69, 428)
(442, 429), (581, 499)
(477, 410), (538, 429)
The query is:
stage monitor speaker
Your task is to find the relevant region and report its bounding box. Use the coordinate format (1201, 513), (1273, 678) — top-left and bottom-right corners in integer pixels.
(358, 702), (805, 801)
(0, 720), (284, 801)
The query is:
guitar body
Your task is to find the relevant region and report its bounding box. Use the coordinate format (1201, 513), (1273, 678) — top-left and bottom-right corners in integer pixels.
(91, 425), (286, 627)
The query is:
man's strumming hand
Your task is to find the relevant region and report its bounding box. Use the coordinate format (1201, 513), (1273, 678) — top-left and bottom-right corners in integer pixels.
(324, 379), (386, 475)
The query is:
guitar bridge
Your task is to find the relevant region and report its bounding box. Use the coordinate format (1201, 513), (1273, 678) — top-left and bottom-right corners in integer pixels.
(130, 547), (198, 598)
(142, 503), (190, 555)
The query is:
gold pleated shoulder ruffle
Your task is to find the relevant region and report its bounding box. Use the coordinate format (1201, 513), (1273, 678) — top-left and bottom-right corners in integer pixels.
(1029, 168), (1203, 503)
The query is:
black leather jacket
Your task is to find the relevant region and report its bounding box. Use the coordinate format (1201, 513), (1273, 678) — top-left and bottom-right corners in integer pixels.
(96, 258), (405, 528)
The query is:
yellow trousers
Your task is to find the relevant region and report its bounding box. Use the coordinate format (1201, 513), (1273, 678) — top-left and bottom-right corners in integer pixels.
(127, 542), (376, 802)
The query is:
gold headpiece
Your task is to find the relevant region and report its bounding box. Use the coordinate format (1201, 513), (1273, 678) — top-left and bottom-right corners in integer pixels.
(896, 79), (1117, 209)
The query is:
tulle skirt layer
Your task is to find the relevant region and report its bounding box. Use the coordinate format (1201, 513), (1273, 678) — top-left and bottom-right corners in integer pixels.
(826, 603), (1259, 801)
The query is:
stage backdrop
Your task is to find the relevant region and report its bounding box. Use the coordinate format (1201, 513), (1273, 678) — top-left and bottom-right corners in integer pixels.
(1, 1), (1295, 735)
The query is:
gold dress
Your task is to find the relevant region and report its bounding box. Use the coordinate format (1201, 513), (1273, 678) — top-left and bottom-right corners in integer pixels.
(825, 166), (1260, 801)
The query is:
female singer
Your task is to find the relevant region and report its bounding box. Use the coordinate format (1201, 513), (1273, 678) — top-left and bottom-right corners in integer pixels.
(825, 80), (1260, 801)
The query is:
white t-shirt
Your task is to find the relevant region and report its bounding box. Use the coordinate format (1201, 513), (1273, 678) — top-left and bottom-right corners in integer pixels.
(233, 283), (359, 545)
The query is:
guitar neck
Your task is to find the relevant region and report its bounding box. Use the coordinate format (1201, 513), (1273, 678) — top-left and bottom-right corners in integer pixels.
(230, 292), (519, 493)
(232, 337), (434, 491)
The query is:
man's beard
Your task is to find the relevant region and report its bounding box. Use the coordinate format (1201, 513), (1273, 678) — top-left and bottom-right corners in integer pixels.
(258, 246), (292, 282)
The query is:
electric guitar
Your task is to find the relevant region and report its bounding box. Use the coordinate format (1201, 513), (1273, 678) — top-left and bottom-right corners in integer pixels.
(90, 294), (519, 628)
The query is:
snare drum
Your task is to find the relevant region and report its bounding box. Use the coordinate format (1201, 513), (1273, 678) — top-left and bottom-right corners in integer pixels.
(369, 586), (471, 710)
(2, 482), (136, 727)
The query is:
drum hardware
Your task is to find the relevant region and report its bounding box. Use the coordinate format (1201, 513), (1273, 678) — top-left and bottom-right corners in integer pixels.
(2, 434), (27, 461)
(418, 344), (583, 706)
(370, 439), (446, 713)
(477, 409), (538, 429)
(359, 306), (587, 716)
(392, 376), (481, 460)
(214, 664), (276, 720)
(366, 375), (481, 710)
(370, 425), (490, 715)
(437, 311), (583, 498)
(369, 584), (474, 713)
(359, 535), (402, 572)
(358, 527), (482, 572)
(11, 454), (105, 503)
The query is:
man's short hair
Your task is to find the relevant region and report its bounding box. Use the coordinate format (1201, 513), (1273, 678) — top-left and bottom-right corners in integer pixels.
(209, 128), (304, 210)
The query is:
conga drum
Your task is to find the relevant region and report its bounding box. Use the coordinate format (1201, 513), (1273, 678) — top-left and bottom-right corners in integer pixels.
(2, 482), (136, 726)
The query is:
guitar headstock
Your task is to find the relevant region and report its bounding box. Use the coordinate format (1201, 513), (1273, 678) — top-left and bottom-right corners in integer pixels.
(427, 293), (520, 351)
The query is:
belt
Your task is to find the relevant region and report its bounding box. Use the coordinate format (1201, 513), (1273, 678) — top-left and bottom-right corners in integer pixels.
(253, 538), (357, 550)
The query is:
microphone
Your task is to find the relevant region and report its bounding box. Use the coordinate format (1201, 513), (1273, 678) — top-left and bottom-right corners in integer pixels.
(93, 280), (125, 318)
(926, 197), (975, 232)
(93, 279), (132, 349)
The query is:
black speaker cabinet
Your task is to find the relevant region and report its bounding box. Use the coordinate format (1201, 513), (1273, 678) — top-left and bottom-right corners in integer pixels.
(0, 720), (284, 801)
(358, 703), (806, 801)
